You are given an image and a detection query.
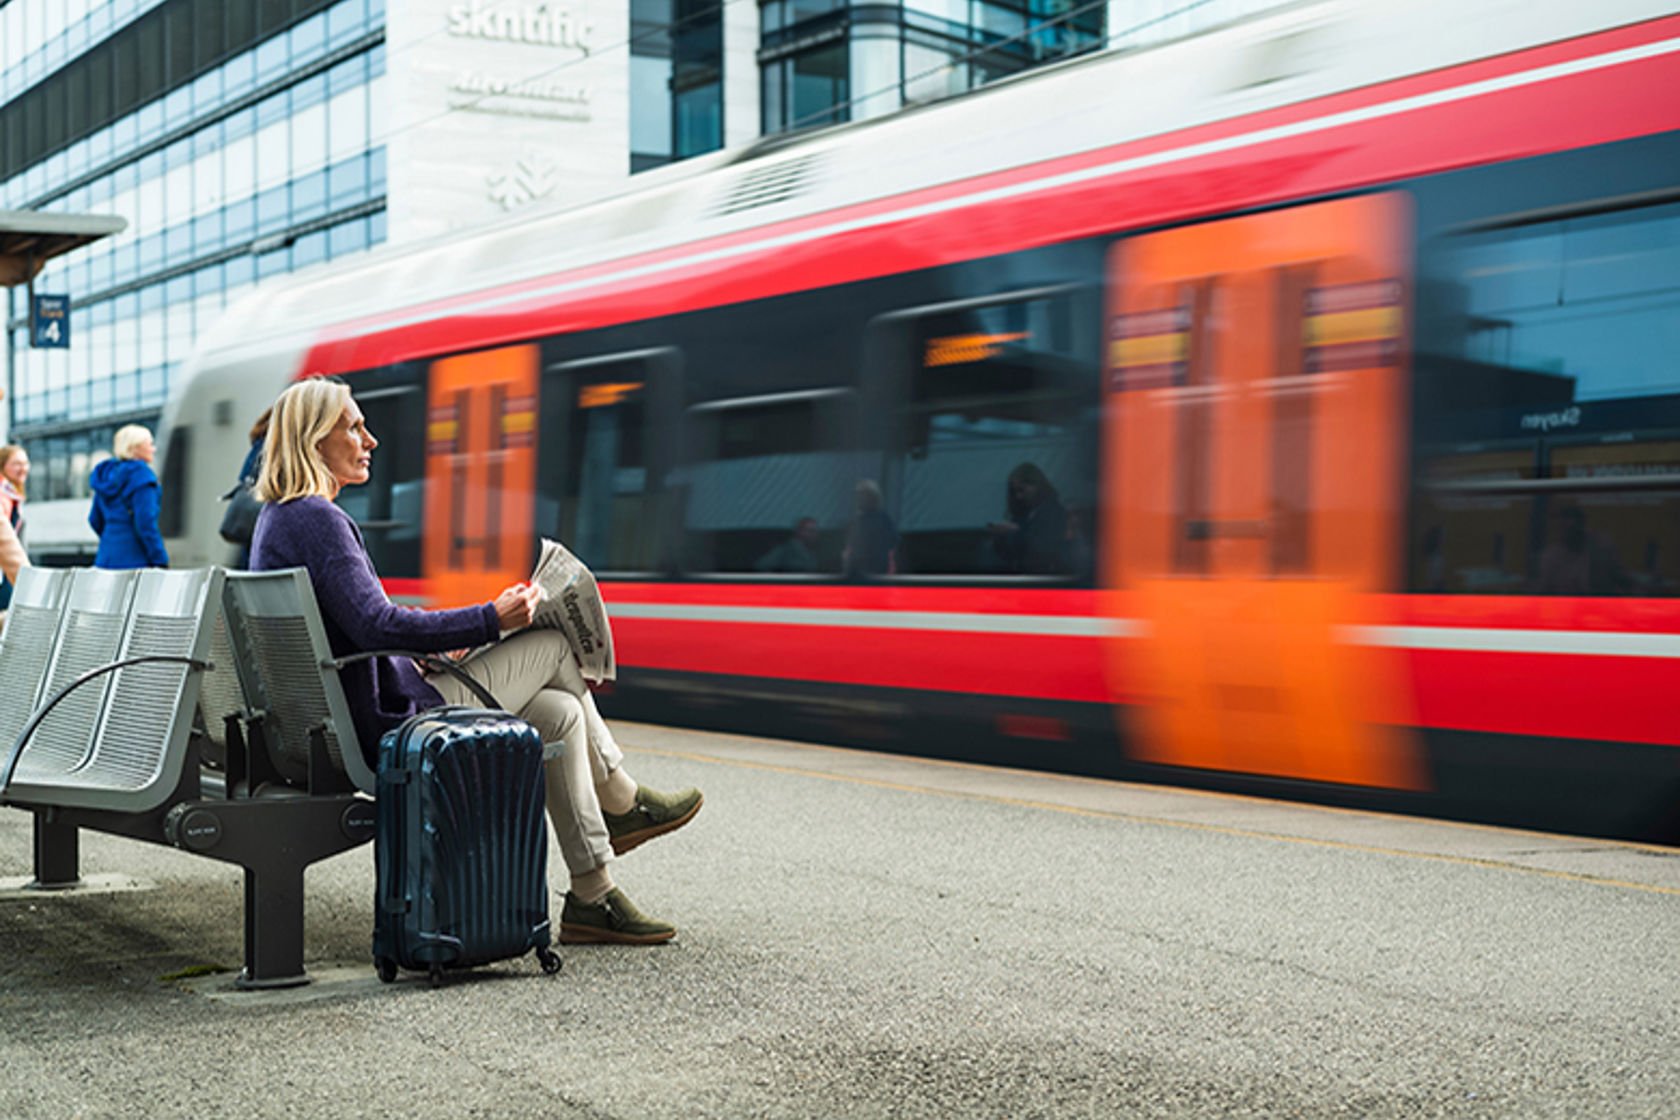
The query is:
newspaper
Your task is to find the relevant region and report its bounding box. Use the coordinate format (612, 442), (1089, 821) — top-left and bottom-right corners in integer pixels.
(526, 537), (616, 683)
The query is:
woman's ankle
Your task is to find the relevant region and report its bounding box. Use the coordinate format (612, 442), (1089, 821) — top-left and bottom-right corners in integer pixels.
(570, 865), (613, 904)
(598, 766), (638, 815)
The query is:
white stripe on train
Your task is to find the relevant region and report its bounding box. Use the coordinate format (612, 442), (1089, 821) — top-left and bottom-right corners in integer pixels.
(609, 603), (1137, 637)
(607, 603), (1680, 656)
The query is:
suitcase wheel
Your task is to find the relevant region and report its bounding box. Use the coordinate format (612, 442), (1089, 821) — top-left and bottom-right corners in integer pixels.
(375, 957), (397, 984)
(538, 947), (562, 975)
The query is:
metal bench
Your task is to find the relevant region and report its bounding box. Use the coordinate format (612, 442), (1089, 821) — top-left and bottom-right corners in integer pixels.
(0, 565), (379, 989)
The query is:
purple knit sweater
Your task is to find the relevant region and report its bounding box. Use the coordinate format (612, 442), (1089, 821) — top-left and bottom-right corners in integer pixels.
(249, 496), (500, 759)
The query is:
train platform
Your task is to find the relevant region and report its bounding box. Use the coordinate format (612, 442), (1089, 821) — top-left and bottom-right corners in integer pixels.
(2, 721), (1676, 1119)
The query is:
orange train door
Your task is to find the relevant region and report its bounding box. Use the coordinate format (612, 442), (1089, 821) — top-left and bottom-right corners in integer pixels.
(425, 345), (539, 608)
(1101, 194), (1424, 789)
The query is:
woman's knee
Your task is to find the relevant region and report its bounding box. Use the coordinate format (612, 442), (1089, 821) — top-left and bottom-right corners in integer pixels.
(520, 687), (584, 745)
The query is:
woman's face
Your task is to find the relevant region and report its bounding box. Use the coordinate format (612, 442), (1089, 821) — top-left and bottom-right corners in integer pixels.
(132, 435), (155, 463)
(3, 451), (28, 486)
(317, 400), (377, 491)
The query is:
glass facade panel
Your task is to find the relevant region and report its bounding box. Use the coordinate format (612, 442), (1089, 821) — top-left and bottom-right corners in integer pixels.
(762, 0), (1105, 134)
(792, 42), (847, 129)
(630, 0), (721, 172)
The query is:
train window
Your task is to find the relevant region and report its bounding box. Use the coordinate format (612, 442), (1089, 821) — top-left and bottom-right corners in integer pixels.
(680, 389), (860, 576)
(870, 286), (1101, 579)
(1412, 196), (1680, 595)
(338, 371), (426, 579)
(536, 349), (681, 574)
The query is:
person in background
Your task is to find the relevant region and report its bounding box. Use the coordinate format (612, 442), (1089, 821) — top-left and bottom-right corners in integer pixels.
(0, 446), (27, 626)
(988, 461), (1069, 575)
(842, 480), (898, 577)
(0, 445), (30, 618)
(88, 424), (169, 570)
(223, 406), (273, 569)
(754, 516), (820, 573)
(252, 377), (702, 945)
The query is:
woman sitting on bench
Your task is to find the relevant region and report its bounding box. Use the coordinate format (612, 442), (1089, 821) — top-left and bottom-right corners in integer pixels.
(251, 376), (702, 945)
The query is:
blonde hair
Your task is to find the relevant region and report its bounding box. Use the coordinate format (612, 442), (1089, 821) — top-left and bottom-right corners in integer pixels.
(113, 424), (153, 460)
(255, 378), (353, 503)
(0, 445), (26, 500)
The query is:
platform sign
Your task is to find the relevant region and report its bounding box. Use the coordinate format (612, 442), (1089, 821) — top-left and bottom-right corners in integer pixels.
(30, 294), (69, 349)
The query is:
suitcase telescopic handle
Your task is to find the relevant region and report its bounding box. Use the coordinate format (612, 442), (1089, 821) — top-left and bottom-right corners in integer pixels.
(332, 650), (503, 710)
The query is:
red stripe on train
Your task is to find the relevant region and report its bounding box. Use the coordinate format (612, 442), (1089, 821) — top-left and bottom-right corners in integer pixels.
(385, 577), (1680, 745)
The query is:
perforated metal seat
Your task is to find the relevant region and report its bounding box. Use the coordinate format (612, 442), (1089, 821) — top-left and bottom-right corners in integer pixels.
(9, 569), (139, 791)
(0, 568), (73, 761)
(7, 568), (221, 813)
(221, 568), (377, 795)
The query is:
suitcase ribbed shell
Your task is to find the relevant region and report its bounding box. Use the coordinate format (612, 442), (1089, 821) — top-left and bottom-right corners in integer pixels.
(374, 708), (553, 978)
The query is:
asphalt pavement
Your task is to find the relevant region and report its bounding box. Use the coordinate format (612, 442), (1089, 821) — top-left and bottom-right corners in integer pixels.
(2, 722), (1677, 1119)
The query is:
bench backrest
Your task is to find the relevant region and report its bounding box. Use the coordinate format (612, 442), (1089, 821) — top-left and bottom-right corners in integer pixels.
(6, 567), (222, 812)
(0, 568), (74, 758)
(13, 569), (138, 784)
(221, 568), (377, 795)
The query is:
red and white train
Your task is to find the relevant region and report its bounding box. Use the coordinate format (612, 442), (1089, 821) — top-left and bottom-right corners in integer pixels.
(161, 0), (1680, 841)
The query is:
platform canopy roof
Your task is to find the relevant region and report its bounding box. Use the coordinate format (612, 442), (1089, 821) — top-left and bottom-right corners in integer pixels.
(0, 209), (126, 287)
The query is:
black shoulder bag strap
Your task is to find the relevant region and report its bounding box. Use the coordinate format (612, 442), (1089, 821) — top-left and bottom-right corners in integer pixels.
(332, 648), (503, 711)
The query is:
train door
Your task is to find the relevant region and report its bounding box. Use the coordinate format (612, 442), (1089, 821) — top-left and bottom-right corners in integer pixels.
(1102, 193), (1424, 788)
(425, 344), (540, 606)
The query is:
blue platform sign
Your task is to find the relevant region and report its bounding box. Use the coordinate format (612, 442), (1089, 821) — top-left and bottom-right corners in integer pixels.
(31, 293), (70, 349)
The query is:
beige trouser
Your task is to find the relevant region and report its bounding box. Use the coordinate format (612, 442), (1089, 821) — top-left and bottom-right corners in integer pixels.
(425, 630), (625, 878)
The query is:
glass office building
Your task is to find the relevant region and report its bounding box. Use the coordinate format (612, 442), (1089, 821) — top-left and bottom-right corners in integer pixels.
(1, 0), (388, 537)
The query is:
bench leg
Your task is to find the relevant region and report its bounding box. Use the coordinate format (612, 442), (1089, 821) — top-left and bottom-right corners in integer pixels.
(30, 813), (81, 890)
(236, 864), (310, 990)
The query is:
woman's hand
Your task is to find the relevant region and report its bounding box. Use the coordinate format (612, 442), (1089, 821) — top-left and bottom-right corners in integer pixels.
(493, 582), (541, 631)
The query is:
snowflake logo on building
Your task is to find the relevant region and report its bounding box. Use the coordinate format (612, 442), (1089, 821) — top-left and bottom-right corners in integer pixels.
(487, 148), (560, 211)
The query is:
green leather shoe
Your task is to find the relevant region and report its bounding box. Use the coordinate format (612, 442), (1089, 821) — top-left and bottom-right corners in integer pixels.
(559, 888), (675, 945)
(603, 785), (703, 855)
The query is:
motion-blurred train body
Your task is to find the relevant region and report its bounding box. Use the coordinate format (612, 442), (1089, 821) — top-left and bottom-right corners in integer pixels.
(161, 0), (1680, 840)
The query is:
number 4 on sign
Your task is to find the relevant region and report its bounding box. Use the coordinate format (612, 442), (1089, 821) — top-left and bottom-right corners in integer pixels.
(40, 321), (60, 343)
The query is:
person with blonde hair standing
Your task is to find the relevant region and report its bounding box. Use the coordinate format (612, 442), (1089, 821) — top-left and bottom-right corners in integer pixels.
(88, 424), (169, 569)
(251, 377), (701, 944)
(0, 445), (27, 621)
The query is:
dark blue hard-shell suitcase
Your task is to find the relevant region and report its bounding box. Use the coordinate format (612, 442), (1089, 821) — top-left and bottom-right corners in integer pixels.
(373, 706), (561, 985)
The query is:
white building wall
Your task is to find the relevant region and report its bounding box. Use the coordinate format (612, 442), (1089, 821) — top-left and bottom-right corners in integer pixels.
(388, 0), (632, 241)
(723, 0), (760, 147)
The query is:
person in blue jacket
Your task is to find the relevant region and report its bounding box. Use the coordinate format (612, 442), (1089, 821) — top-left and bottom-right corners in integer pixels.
(88, 424), (169, 569)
